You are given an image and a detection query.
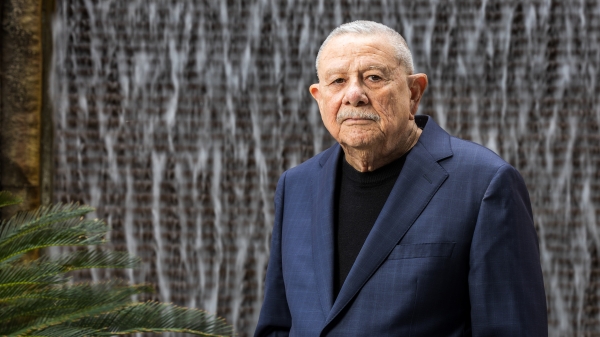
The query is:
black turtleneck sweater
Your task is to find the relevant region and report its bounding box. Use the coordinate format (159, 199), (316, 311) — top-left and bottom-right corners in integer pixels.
(334, 153), (408, 297)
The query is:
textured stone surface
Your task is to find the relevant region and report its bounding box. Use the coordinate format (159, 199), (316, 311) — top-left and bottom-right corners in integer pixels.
(0, 0), (43, 217)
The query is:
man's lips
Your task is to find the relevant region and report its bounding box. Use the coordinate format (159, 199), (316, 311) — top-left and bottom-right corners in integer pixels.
(340, 117), (375, 124)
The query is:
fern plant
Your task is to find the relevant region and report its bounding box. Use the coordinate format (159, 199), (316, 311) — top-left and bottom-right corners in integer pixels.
(0, 191), (234, 336)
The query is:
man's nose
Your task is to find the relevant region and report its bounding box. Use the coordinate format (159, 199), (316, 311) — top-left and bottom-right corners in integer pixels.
(342, 80), (369, 106)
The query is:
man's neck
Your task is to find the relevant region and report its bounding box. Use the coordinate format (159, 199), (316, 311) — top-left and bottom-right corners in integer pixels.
(342, 127), (422, 172)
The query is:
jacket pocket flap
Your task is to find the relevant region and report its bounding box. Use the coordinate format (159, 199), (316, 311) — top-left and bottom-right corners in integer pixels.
(388, 242), (455, 259)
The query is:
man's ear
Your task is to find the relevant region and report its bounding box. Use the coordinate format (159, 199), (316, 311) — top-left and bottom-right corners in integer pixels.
(309, 83), (320, 102)
(408, 73), (428, 115)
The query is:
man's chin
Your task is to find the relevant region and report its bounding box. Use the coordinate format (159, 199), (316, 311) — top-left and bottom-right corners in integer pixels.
(339, 135), (382, 151)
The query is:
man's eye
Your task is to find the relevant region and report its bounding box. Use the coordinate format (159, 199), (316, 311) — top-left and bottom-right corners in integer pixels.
(332, 78), (345, 84)
(367, 75), (382, 81)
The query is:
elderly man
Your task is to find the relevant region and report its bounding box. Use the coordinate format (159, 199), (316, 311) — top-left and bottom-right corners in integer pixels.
(255, 20), (547, 336)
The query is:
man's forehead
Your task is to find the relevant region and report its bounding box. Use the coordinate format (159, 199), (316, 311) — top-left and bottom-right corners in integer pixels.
(317, 34), (400, 73)
(323, 34), (390, 55)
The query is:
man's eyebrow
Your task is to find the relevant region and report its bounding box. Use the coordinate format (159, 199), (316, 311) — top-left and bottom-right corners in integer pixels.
(323, 68), (347, 78)
(322, 65), (391, 78)
(367, 65), (392, 73)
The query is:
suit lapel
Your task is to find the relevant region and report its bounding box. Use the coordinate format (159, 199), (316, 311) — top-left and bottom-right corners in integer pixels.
(325, 116), (452, 325)
(311, 145), (342, 318)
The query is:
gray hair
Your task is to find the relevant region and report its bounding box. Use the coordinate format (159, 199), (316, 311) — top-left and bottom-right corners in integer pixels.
(315, 20), (414, 77)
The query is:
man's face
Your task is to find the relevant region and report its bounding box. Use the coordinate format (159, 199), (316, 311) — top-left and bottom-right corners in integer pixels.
(310, 34), (426, 154)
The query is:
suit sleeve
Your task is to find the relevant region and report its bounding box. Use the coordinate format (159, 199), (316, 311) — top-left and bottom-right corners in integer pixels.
(469, 164), (548, 336)
(254, 173), (292, 337)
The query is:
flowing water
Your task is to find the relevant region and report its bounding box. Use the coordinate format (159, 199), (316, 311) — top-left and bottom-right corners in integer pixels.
(51, 0), (600, 335)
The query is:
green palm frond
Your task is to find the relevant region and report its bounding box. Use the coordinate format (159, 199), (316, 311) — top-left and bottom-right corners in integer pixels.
(20, 326), (98, 337)
(52, 249), (141, 271)
(0, 203), (99, 261)
(0, 282), (152, 335)
(0, 263), (66, 302)
(62, 301), (234, 336)
(0, 191), (22, 208)
(0, 217), (107, 264)
(0, 251), (139, 302)
(0, 194), (234, 336)
(0, 203), (95, 239)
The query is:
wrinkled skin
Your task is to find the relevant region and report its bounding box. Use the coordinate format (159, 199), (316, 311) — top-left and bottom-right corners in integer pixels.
(310, 33), (428, 172)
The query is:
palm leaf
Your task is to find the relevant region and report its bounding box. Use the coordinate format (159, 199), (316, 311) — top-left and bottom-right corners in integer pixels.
(1, 282), (152, 335)
(0, 203), (95, 247)
(0, 196), (234, 336)
(0, 219), (108, 264)
(0, 191), (22, 208)
(19, 326), (98, 337)
(0, 250), (139, 302)
(62, 302), (234, 336)
(46, 249), (140, 272)
(0, 263), (66, 302)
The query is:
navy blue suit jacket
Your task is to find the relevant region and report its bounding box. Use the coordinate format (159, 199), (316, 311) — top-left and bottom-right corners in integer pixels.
(255, 116), (547, 336)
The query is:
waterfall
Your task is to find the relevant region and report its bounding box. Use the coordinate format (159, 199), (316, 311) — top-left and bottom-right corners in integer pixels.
(51, 1), (600, 336)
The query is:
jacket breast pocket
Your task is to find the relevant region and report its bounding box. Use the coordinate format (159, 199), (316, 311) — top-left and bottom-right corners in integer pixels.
(387, 242), (455, 260)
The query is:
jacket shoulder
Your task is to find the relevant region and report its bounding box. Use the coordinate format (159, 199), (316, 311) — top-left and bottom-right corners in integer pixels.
(283, 144), (339, 179)
(417, 115), (511, 173)
(448, 136), (510, 170)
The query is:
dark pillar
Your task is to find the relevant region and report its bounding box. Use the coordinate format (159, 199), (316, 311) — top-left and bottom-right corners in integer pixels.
(0, 0), (43, 218)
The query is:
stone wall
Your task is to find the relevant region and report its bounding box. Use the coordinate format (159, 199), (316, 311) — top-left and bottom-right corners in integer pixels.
(0, 0), (43, 217)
